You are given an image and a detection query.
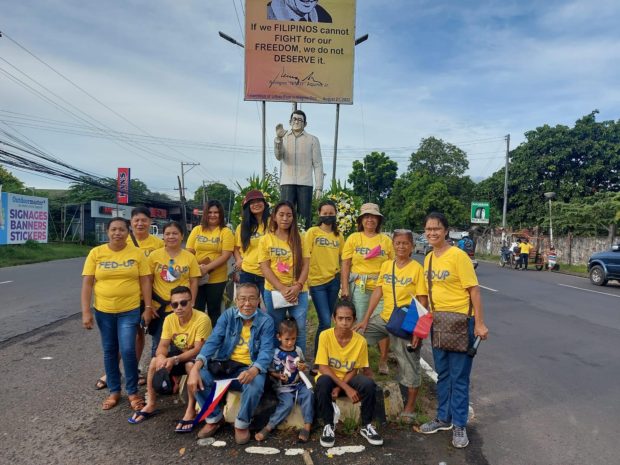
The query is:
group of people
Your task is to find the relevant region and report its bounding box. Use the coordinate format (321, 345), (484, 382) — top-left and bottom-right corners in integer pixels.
(81, 194), (489, 449)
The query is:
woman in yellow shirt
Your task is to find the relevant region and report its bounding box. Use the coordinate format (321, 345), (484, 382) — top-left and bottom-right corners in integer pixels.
(81, 217), (153, 411)
(305, 199), (343, 350)
(341, 203), (394, 373)
(259, 201), (310, 352)
(148, 221), (201, 355)
(418, 212), (489, 449)
(187, 200), (234, 324)
(357, 230), (428, 422)
(233, 190), (270, 298)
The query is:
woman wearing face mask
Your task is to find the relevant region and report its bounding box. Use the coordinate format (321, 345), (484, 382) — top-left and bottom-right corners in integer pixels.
(148, 221), (201, 355)
(304, 200), (343, 351)
(259, 201), (311, 352)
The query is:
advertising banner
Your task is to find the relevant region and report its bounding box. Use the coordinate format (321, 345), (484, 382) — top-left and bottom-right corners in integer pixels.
(471, 202), (490, 224)
(0, 192), (49, 244)
(117, 167), (130, 204)
(91, 201), (133, 219)
(245, 0), (356, 104)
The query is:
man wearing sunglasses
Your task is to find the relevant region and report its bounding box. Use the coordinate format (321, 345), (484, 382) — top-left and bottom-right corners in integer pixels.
(275, 109), (324, 229)
(128, 286), (212, 432)
(188, 283), (275, 445)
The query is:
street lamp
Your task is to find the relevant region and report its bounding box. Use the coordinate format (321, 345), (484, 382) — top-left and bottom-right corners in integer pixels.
(544, 192), (556, 246)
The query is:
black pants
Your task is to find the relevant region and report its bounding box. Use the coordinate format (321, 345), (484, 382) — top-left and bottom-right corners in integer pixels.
(195, 282), (227, 325)
(315, 374), (376, 426)
(519, 253), (529, 269)
(280, 184), (313, 229)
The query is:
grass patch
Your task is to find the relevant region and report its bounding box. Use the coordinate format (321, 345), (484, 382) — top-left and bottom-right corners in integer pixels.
(0, 241), (91, 268)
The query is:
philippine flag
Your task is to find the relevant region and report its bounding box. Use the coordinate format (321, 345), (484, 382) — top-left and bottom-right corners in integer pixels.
(401, 297), (429, 334)
(193, 378), (235, 425)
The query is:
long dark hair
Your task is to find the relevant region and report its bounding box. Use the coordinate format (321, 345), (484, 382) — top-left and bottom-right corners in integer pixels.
(269, 200), (303, 281)
(240, 199), (269, 252)
(201, 200), (226, 229)
(317, 199), (339, 237)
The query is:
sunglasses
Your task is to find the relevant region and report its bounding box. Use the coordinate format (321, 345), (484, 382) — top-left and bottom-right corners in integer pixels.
(170, 299), (190, 309)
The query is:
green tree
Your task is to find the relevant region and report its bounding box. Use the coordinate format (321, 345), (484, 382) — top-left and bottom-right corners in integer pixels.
(0, 166), (26, 193)
(66, 176), (169, 204)
(193, 182), (237, 221)
(347, 152), (398, 207)
(408, 136), (469, 177)
(553, 192), (620, 238)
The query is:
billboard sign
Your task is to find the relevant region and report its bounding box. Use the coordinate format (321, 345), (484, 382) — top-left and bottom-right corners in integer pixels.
(0, 192), (49, 244)
(245, 0), (356, 104)
(91, 200), (132, 219)
(117, 168), (130, 204)
(471, 202), (490, 224)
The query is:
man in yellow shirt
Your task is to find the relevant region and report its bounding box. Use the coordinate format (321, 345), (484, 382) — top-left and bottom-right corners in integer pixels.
(518, 238), (532, 270)
(129, 286), (211, 432)
(315, 299), (383, 448)
(187, 283), (275, 445)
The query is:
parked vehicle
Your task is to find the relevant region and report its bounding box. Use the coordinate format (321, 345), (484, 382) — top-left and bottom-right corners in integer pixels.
(414, 234), (432, 255)
(588, 244), (620, 286)
(499, 244), (516, 268)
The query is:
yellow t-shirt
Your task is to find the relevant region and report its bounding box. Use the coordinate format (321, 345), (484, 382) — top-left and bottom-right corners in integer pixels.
(519, 242), (532, 255)
(82, 244), (150, 313)
(230, 323), (252, 366)
(305, 226), (344, 287)
(341, 232), (395, 290)
(424, 247), (478, 315)
(149, 248), (201, 312)
(161, 309), (212, 352)
(377, 259), (427, 323)
(235, 223), (267, 276)
(315, 328), (369, 381)
(258, 232), (311, 291)
(186, 226), (235, 283)
(127, 234), (164, 257)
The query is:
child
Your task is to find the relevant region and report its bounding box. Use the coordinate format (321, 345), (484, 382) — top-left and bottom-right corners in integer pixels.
(315, 299), (383, 448)
(255, 318), (314, 443)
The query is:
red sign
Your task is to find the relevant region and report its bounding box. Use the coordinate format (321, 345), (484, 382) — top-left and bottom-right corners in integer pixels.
(117, 168), (130, 204)
(149, 207), (167, 219)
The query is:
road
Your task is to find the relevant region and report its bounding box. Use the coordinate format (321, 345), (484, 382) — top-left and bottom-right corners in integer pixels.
(1, 257), (619, 464)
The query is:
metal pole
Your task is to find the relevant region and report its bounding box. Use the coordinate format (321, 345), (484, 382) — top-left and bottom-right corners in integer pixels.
(332, 103), (340, 184)
(202, 180), (206, 206)
(548, 198), (553, 246)
(262, 101), (266, 180)
(501, 134), (510, 241)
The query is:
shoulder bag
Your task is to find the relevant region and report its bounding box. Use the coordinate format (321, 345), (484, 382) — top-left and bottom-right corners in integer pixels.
(428, 255), (472, 353)
(385, 261), (411, 339)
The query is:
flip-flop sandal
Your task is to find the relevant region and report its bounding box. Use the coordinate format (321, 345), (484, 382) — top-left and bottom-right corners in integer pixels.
(297, 428), (311, 443)
(128, 410), (160, 425)
(254, 426), (272, 442)
(174, 420), (195, 433)
(95, 378), (107, 390)
(101, 394), (120, 410)
(399, 412), (416, 424)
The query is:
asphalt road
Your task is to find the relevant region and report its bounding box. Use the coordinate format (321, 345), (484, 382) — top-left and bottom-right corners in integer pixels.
(1, 257), (619, 464)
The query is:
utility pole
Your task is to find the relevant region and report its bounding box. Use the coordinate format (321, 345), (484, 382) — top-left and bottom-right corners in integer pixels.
(178, 162), (199, 233)
(501, 134), (510, 242)
(202, 180), (207, 206)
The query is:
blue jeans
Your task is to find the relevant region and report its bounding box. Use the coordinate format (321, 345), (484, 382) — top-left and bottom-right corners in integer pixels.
(264, 290), (309, 353)
(309, 277), (340, 350)
(432, 318), (475, 427)
(94, 308), (140, 395)
(239, 271), (265, 300)
(196, 364), (266, 429)
(268, 384), (314, 427)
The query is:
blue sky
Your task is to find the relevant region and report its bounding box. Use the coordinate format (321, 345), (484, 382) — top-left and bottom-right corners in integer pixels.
(1, 0), (619, 198)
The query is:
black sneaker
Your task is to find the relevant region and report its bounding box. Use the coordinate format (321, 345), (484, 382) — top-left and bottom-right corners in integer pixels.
(320, 423), (335, 448)
(360, 423), (383, 446)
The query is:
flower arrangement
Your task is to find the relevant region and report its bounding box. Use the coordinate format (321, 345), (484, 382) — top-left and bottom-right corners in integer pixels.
(230, 171), (280, 228)
(319, 180), (361, 236)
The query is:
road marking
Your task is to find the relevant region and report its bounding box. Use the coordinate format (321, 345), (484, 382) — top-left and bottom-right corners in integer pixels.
(558, 283), (620, 298)
(0, 281), (13, 285)
(479, 285), (498, 292)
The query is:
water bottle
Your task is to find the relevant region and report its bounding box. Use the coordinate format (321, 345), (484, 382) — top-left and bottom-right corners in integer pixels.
(467, 336), (482, 358)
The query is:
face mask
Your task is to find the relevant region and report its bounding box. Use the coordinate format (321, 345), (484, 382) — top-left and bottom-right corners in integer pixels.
(319, 215), (336, 225)
(239, 309), (258, 320)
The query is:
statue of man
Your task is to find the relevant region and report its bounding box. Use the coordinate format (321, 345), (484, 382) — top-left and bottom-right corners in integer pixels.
(275, 110), (324, 229)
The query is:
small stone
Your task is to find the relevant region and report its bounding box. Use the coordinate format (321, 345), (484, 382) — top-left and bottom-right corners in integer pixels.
(197, 438), (215, 446)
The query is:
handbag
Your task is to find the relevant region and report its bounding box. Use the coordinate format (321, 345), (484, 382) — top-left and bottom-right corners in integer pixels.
(428, 255), (472, 353)
(385, 261), (412, 339)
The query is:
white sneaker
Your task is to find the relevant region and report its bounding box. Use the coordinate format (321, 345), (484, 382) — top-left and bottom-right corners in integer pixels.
(360, 423), (383, 446)
(320, 424), (335, 448)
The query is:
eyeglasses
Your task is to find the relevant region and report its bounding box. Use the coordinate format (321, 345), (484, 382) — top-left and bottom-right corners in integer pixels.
(237, 296), (259, 304)
(170, 299), (190, 309)
(291, 117), (305, 123)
